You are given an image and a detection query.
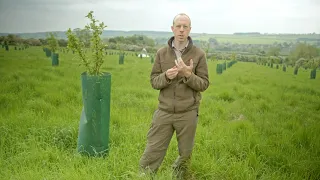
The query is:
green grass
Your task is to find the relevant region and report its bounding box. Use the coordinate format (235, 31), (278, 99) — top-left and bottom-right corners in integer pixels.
(0, 46), (320, 179)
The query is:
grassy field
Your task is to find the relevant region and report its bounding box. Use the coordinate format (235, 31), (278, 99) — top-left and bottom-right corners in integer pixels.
(0, 47), (320, 180)
(193, 34), (288, 44)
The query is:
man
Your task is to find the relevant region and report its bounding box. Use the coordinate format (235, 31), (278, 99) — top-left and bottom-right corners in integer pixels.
(139, 13), (209, 178)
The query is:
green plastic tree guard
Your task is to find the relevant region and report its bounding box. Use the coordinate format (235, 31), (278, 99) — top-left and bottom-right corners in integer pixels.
(77, 72), (111, 157)
(310, 69), (316, 79)
(119, 54), (124, 64)
(294, 67), (298, 75)
(151, 56), (154, 64)
(52, 53), (59, 66)
(46, 49), (52, 57)
(216, 64), (223, 74)
(282, 65), (286, 72)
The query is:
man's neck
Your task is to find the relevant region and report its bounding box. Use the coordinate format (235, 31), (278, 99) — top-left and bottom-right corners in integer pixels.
(173, 39), (188, 50)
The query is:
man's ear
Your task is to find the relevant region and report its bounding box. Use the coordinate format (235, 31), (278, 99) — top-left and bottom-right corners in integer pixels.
(171, 26), (174, 31)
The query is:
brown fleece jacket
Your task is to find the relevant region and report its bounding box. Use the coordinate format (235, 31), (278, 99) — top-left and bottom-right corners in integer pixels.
(150, 36), (209, 113)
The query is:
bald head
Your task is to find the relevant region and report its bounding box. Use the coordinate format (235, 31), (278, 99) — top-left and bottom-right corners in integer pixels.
(173, 13), (191, 27)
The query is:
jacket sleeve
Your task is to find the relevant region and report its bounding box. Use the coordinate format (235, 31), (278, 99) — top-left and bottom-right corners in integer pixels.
(183, 52), (210, 92)
(150, 51), (172, 90)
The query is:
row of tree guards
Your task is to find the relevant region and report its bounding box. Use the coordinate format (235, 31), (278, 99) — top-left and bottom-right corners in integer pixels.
(216, 60), (237, 74)
(1, 44), (29, 51)
(42, 46), (154, 67)
(43, 48), (59, 66)
(257, 62), (317, 79)
(54, 47), (153, 58)
(1, 43), (9, 51)
(118, 53), (154, 64)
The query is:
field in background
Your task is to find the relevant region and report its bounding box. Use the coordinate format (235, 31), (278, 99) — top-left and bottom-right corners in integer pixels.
(2, 31), (319, 45)
(0, 47), (320, 179)
(194, 34), (320, 44)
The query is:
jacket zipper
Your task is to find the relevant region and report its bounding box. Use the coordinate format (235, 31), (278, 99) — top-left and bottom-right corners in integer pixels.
(171, 46), (189, 113)
(169, 41), (191, 113)
(172, 48), (176, 113)
(173, 91), (176, 113)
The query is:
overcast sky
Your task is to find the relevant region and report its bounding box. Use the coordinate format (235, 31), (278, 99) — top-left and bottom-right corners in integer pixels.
(0, 0), (319, 34)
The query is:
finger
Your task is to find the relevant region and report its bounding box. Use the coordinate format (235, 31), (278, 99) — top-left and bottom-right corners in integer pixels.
(170, 69), (177, 73)
(175, 60), (181, 68)
(179, 60), (186, 66)
(170, 67), (178, 72)
(171, 70), (178, 75)
(169, 69), (178, 74)
(175, 60), (178, 66)
(168, 68), (174, 72)
(190, 59), (193, 68)
(171, 69), (178, 73)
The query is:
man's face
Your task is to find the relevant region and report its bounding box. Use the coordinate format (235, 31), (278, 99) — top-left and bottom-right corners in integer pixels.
(171, 15), (191, 42)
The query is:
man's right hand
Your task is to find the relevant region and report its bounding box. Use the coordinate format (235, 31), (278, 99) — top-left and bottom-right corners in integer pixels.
(165, 66), (178, 80)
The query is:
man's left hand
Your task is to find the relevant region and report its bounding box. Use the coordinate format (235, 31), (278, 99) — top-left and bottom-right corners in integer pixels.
(175, 57), (193, 78)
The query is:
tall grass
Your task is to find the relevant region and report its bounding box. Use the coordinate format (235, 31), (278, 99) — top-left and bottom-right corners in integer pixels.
(0, 47), (319, 179)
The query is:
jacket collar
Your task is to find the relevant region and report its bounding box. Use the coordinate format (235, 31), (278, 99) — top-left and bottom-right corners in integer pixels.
(168, 36), (193, 52)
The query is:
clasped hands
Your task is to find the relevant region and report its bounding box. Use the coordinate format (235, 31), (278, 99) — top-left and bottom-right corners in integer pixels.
(165, 57), (193, 80)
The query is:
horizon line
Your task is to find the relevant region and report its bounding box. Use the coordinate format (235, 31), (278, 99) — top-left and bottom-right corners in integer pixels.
(0, 30), (319, 35)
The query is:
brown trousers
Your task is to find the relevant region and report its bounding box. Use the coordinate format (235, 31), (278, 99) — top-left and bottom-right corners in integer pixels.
(139, 108), (199, 172)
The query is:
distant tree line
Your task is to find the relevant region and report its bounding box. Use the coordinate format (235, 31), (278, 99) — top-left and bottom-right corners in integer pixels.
(0, 34), (68, 47)
(0, 31), (158, 53)
(206, 42), (320, 70)
(104, 34), (157, 53)
(233, 32), (261, 35)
